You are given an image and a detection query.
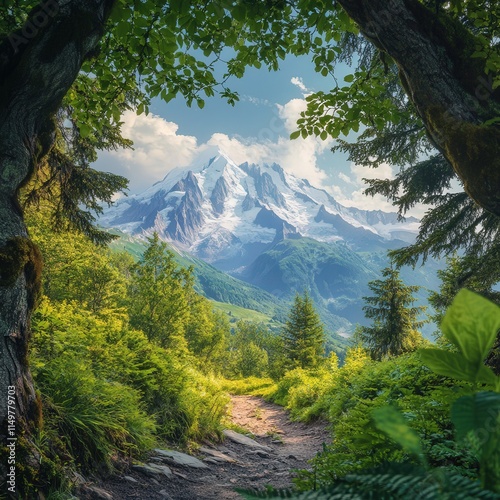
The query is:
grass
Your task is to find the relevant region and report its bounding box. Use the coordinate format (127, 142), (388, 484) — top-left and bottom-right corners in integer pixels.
(221, 377), (278, 399)
(211, 301), (276, 324)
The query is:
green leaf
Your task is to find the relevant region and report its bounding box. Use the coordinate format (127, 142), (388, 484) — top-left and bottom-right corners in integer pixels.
(441, 289), (500, 365)
(451, 392), (500, 445)
(79, 123), (92, 138)
(372, 406), (424, 460)
(419, 348), (498, 385)
(290, 130), (301, 140)
(344, 74), (354, 83)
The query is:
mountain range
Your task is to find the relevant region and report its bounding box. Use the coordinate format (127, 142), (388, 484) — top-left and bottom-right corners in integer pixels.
(100, 148), (439, 343)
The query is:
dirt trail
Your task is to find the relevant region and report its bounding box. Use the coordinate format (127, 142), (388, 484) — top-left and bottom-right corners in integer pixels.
(80, 396), (330, 499)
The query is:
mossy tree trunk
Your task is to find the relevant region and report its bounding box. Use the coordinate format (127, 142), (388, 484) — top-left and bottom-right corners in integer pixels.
(0, 0), (115, 490)
(338, 0), (500, 217)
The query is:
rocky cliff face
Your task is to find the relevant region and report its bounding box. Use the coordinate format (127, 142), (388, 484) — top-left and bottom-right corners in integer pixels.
(100, 149), (419, 269)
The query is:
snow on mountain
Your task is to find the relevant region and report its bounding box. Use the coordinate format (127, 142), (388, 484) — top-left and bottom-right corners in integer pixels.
(100, 148), (419, 266)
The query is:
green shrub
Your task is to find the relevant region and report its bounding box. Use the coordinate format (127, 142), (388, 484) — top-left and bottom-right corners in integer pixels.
(240, 290), (500, 498)
(31, 299), (229, 463)
(37, 358), (156, 470)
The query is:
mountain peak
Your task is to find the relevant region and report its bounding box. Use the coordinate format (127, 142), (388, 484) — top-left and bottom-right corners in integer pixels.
(100, 154), (419, 260)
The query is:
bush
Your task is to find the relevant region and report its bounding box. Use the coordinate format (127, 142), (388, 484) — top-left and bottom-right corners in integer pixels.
(31, 299), (230, 467)
(294, 353), (472, 489)
(37, 358), (156, 470)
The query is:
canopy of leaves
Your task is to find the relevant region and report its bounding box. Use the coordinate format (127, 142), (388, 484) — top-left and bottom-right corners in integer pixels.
(5, 1), (500, 255)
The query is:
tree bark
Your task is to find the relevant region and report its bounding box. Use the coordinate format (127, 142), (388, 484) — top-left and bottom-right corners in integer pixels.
(0, 0), (114, 492)
(337, 0), (500, 216)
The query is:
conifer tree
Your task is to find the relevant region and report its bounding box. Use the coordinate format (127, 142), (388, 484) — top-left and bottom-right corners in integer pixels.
(360, 267), (425, 360)
(282, 292), (326, 369)
(129, 233), (191, 353)
(429, 254), (500, 327)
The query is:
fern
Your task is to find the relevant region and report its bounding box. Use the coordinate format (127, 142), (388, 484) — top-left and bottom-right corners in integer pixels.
(239, 466), (500, 500)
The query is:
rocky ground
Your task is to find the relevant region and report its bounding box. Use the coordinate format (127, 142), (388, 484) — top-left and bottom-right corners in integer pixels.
(78, 395), (331, 500)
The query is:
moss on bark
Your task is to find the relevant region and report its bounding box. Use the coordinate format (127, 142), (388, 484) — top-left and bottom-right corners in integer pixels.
(0, 237), (43, 308)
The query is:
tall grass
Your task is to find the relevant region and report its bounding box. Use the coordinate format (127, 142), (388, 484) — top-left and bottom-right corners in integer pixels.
(37, 358), (156, 470)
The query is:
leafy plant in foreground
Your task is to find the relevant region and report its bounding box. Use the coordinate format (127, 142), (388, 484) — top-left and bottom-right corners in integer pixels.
(240, 290), (500, 498)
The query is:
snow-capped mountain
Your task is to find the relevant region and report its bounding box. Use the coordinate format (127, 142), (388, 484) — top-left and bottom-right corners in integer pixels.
(100, 148), (419, 270)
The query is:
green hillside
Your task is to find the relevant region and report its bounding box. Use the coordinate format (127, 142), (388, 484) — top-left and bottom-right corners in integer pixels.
(109, 231), (441, 348)
(108, 232), (287, 320)
(108, 233), (350, 350)
(242, 237), (377, 324)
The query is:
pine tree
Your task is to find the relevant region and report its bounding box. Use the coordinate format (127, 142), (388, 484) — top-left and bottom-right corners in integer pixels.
(360, 267), (426, 360)
(428, 253), (500, 373)
(129, 233), (191, 353)
(429, 253), (500, 327)
(282, 292), (326, 369)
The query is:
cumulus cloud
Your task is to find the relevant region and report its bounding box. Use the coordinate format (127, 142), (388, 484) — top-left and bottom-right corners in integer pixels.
(338, 172), (355, 185)
(350, 162), (394, 182)
(97, 111), (200, 192)
(330, 162), (396, 212)
(290, 76), (310, 94)
(274, 98), (333, 184)
(96, 97), (336, 192)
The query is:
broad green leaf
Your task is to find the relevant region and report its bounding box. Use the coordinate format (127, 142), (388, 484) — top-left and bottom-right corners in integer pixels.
(79, 123), (92, 138)
(419, 348), (498, 385)
(344, 74), (354, 83)
(372, 406), (424, 460)
(441, 289), (500, 365)
(451, 392), (500, 444)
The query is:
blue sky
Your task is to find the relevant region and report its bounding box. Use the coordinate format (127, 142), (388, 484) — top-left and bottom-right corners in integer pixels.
(95, 54), (401, 213)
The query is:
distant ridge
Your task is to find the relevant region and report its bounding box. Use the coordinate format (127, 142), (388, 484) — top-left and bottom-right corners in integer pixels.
(101, 149), (435, 337)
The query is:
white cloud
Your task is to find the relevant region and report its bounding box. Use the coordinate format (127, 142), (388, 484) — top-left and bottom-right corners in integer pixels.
(330, 162), (396, 211)
(350, 162), (395, 182)
(277, 98), (307, 134)
(328, 162), (429, 217)
(338, 172), (355, 185)
(275, 98), (333, 184)
(243, 96), (272, 107)
(96, 98), (336, 193)
(291, 76), (310, 95)
(97, 111), (201, 192)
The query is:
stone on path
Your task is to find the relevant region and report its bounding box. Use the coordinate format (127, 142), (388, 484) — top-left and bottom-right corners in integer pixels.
(154, 449), (209, 469)
(204, 457), (225, 465)
(122, 475), (138, 483)
(132, 463), (173, 478)
(83, 485), (114, 499)
(222, 429), (272, 451)
(199, 446), (237, 463)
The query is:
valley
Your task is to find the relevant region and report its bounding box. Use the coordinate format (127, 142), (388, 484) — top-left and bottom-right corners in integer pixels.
(101, 150), (440, 341)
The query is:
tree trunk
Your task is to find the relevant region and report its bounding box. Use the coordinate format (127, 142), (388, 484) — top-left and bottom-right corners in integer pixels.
(337, 0), (500, 216)
(0, 0), (115, 492)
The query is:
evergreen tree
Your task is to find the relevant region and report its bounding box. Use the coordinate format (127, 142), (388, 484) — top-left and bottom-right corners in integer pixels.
(226, 321), (285, 378)
(129, 233), (191, 353)
(429, 254), (500, 327)
(360, 267), (425, 360)
(282, 292), (325, 369)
